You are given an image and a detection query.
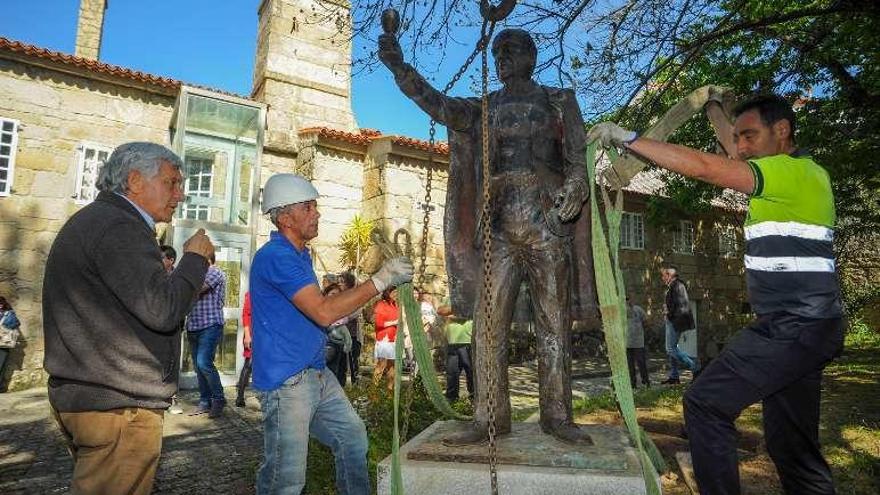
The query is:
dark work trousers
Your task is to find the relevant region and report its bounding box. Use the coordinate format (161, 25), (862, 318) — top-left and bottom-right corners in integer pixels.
(683, 313), (844, 495)
(445, 343), (475, 400)
(235, 356), (252, 404)
(325, 342), (348, 386)
(626, 347), (650, 387)
(349, 340), (362, 384)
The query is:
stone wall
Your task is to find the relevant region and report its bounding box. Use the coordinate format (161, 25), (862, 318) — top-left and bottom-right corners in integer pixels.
(0, 57), (175, 390)
(617, 193), (748, 359)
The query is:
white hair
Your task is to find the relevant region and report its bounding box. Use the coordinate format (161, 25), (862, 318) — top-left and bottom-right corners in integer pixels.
(96, 142), (183, 194)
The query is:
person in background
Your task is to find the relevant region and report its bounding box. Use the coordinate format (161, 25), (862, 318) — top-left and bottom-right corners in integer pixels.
(160, 245), (177, 273)
(323, 284), (353, 386)
(339, 271), (363, 385)
(372, 287), (399, 392)
(0, 295), (21, 387)
(43, 142), (213, 495)
(235, 292), (253, 408)
(438, 298), (474, 401)
(186, 253), (227, 418)
(660, 266), (699, 384)
(625, 295), (650, 388)
(159, 244), (185, 415)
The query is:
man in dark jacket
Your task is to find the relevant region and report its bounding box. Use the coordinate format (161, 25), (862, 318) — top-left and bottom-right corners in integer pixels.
(661, 266), (699, 384)
(43, 142), (214, 495)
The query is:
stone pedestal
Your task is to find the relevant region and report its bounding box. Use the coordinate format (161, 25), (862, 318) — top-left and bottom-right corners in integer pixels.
(378, 421), (651, 495)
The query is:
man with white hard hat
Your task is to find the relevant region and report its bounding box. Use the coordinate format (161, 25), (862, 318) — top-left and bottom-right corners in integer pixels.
(250, 173), (413, 495)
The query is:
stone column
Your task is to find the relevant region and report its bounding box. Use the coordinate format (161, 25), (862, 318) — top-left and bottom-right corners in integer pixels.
(74, 0), (108, 60)
(252, 0), (357, 156)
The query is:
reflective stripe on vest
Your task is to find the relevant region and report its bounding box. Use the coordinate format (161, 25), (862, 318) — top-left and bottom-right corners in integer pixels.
(744, 221), (833, 242)
(744, 255), (835, 273)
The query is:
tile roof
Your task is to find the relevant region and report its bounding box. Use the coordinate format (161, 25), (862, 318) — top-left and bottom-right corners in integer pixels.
(299, 127), (449, 155)
(0, 36), (243, 98)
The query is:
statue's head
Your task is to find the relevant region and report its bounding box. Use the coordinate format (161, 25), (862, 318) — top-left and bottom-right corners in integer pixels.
(492, 29), (537, 84)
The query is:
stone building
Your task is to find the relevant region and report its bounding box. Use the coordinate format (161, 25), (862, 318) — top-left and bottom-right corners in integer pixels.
(0, 0), (746, 391)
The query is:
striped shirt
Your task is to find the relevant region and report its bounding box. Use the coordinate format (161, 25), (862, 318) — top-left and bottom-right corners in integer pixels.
(745, 152), (842, 318)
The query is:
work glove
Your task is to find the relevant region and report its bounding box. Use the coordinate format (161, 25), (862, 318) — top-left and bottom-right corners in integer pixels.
(371, 256), (414, 293)
(587, 122), (638, 148)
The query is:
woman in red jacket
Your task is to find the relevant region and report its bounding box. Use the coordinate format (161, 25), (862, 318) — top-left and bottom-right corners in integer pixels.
(235, 292), (253, 407)
(372, 287), (399, 392)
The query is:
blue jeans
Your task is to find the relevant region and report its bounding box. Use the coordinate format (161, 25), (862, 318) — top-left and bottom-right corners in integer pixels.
(257, 368), (369, 495)
(666, 320), (698, 379)
(188, 324), (225, 405)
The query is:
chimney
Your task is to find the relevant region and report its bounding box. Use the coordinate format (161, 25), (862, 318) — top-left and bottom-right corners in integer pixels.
(75, 0), (108, 60)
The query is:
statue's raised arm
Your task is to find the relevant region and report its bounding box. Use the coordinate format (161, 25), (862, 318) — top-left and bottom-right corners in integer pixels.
(377, 33), (480, 132)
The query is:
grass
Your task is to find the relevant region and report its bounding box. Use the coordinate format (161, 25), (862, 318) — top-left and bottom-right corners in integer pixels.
(276, 325), (880, 494)
(572, 326), (880, 495)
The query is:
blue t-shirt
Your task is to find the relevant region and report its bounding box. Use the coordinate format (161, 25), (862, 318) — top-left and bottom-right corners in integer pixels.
(251, 231), (326, 391)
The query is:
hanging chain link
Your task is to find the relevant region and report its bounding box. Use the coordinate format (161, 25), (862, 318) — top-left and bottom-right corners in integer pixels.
(478, 19), (500, 495)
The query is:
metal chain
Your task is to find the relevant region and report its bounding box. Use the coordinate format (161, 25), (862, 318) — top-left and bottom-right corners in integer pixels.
(478, 19), (500, 495)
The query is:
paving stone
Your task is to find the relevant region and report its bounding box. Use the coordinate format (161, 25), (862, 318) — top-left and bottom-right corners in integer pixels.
(0, 355), (686, 494)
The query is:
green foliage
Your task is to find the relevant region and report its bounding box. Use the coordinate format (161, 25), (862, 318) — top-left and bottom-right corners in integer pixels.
(845, 316), (880, 349)
(337, 215), (374, 270)
(608, 0), (880, 251)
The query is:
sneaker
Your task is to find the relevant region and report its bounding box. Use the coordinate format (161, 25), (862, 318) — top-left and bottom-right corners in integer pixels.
(188, 403), (211, 416)
(661, 377), (681, 385)
(234, 398), (246, 408)
(208, 399), (225, 418)
(168, 398), (184, 415)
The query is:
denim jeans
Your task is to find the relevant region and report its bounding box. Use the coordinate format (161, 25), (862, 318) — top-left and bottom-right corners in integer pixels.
(665, 320), (697, 379)
(257, 368), (369, 495)
(187, 324), (225, 405)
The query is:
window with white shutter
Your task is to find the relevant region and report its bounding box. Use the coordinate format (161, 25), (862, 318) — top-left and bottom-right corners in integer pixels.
(74, 142), (113, 204)
(0, 118), (20, 196)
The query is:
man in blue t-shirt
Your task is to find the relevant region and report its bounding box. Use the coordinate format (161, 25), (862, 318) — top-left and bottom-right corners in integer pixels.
(590, 94), (843, 495)
(250, 173), (413, 495)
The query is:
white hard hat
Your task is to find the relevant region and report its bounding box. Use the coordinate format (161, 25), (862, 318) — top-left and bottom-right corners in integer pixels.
(261, 173), (319, 214)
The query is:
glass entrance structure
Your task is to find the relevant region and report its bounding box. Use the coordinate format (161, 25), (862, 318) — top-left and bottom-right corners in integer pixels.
(170, 87), (266, 387)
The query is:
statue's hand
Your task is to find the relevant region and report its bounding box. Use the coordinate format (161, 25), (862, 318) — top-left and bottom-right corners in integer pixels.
(378, 34), (404, 72)
(555, 178), (589, 222)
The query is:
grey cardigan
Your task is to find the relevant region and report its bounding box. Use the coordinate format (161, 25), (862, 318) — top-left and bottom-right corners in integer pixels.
(43, 191), (208, 412)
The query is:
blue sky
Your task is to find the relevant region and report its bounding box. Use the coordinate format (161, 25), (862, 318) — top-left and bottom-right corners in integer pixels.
(0, 0), (449, 140)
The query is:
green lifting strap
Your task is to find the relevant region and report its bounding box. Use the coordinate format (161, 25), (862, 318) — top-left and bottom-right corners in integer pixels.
(389, 282), (473, 495)
(586, 142), (666, 495)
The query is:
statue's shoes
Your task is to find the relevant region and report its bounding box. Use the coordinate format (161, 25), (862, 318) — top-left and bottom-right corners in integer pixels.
(441, 426), (511, 446)
(543, 422), (594, 445)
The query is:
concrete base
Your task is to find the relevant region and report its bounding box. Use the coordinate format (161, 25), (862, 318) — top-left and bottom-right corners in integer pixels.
(378, 421), (651, 495)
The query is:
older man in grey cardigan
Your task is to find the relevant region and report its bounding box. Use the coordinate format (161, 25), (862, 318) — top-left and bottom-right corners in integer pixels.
(43, 142), (214, 495)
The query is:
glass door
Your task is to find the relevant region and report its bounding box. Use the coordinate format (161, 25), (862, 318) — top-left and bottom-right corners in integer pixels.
(168, 87), (265, 386)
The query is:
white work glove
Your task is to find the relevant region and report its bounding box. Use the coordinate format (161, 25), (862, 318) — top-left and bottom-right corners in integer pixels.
(371, 256), (414, 293)
(587, 122), (638, 148)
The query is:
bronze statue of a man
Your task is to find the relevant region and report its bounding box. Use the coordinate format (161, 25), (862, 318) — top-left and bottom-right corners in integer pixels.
(379, 28), (597, 444)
